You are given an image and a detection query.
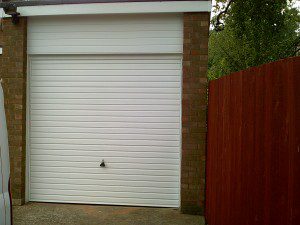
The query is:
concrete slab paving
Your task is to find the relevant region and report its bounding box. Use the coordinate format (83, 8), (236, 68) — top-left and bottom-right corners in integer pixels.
(13, 202), (205, 225)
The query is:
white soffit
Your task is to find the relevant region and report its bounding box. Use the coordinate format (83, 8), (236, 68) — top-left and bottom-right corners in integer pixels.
(1, 1), (212, 17)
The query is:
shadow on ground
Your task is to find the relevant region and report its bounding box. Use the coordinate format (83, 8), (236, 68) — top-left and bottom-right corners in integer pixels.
(13, 202), (205, 225)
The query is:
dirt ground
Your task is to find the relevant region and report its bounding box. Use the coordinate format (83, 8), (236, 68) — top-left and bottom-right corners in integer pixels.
(13, 202), (205, 225)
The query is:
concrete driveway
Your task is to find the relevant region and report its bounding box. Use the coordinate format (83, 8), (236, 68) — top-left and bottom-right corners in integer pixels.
(13, 202), (205, 225)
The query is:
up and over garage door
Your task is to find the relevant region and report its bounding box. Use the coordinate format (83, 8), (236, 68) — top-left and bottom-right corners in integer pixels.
(27, 14), (183, 207)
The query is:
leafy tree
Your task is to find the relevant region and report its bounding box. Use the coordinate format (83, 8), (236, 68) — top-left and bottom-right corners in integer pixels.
(208, 0), (300, 80)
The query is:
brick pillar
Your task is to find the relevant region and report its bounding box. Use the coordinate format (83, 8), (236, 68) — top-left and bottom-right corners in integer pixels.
(181, 12), (210, 215)
(0, 18), (27, 205)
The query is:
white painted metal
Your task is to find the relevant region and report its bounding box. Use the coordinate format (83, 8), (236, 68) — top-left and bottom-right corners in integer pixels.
(1, 1), (212, 18)
(28, 14), (183, 54)
(28, 55), (181, 207)
(0, 84), (12, 224)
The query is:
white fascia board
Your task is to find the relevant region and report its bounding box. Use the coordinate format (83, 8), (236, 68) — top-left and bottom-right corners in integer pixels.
(1, 1), (211, 17)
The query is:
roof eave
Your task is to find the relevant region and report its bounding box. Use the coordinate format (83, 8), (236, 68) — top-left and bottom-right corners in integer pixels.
(0, 0), (207, 8)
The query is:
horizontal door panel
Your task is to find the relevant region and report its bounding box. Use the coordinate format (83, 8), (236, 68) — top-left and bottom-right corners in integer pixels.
(29, 46), (183, 54)
(30, 76), (181, 83)
(30, 104), (179, 111)
(31, 116), (179, 123)
(30, 127), (179, 135)
(30, 69), (181, 76)
(30, 161), (180, 170)
(31, 121), (180, 129)
(30, 183), (179, 194)
(30, 195), (179, 207)
(30, 138), (179, 147)
(31, 58), (181, 64)
(30, 177), (177, 188)
(30, 110), (180, 117)
(30, 166), (179, 176)
(29, 31), (182, 40)
(29, 23), (181, 32)
(30, 172), (179, 182)
(31, 62), (181, 70)
(30, 143), (179, 153)
(30, 38), (181, 46)
(30, 189), (178, 200)
(30, 81), (180, 88)
(31, 87), (179, 94)
(30, 150), (179, 159)
(30, 155), (179, 164)
(30, 98), (179, 105)
(31, 92), (180, 100)
(30, 132), (180, 141)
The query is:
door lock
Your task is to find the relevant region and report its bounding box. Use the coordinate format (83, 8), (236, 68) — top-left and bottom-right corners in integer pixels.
(100, 160), (106, 168)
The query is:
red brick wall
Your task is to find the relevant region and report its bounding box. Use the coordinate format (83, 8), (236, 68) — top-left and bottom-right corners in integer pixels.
(181, 12), (210, 215)
(0, 18), (27, 205)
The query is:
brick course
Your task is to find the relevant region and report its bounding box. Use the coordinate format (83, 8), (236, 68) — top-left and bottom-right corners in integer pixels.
(181, 12), (210, 215)
(0, 18), (27, 205)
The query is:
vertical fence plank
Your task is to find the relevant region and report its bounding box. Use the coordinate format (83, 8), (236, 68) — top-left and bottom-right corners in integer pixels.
(263, 61), (272, 225)
(215, 76), (224, 225)
(253, 65), (266, 224)
(291, 57), (300, 225)
(206, 79), (218, 224)
(270, 59), (289, 225)
(222, 75), (231, 225)
(206, 57), (300, 225)
(286, 58), (294, 225)
(244, 67), (257, 225)
(230, 71), (243, 225)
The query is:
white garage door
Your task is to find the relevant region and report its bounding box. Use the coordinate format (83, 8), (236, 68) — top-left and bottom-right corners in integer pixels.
(28, 55), (181, 207)
(27, 14), (182, 207)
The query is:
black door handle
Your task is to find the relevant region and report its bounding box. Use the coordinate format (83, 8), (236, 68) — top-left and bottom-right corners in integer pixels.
(100, 160), (105, 168)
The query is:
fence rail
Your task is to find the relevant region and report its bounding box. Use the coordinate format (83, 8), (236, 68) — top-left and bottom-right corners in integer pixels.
(206, 57), (300, 225)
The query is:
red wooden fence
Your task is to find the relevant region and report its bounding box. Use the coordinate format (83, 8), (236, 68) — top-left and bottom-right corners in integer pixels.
(206, 57), (300, 225)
